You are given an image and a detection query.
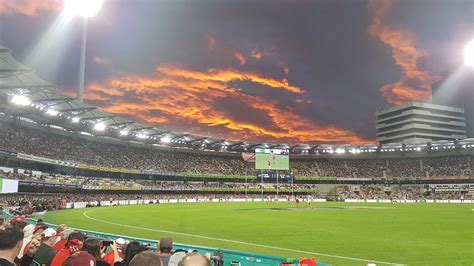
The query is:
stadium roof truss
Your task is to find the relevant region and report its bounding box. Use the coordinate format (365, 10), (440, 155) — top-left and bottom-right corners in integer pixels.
(1, 43), (473, 154)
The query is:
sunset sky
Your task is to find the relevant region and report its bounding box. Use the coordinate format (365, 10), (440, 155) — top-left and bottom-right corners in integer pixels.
(0, 0), (472, 144)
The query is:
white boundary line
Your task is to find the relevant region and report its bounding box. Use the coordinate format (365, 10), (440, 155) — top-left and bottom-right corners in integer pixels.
(82, 209), (401, 265)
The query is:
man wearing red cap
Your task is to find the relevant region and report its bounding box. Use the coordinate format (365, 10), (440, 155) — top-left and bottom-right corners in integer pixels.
(51, 232), (85, 266)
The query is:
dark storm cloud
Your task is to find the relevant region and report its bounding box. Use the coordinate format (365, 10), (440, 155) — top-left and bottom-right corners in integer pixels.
(1, 0), (471, 143)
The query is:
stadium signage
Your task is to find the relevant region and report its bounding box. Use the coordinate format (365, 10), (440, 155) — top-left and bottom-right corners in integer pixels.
(17, 153), (59, 165)
(0, 149), (17, 157)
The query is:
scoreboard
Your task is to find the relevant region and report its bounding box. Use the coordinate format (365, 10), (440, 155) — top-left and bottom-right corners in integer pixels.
(255, 148), (289, 170)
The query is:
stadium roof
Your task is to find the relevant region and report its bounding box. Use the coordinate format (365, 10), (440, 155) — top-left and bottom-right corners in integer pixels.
(0, 43), (473, 154)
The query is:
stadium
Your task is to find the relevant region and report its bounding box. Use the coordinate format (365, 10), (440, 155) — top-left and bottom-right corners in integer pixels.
(0, 0), (473, 266)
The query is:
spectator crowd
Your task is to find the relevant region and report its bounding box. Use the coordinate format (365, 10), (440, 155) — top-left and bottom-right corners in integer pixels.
(0, 124), (472, 180)
(0, 216), (212, 266)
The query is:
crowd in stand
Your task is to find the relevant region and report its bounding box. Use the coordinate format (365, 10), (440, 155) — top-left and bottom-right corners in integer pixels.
(336, 185), (468, 201)
(0, 216), (212, 266)
(0, 124), (472, 180)
(0, 169), (323, 193)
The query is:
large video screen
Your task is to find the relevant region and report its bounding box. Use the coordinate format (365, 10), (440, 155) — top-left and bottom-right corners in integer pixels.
(0, 178), (18, 193)
(255, 148), (289, 170)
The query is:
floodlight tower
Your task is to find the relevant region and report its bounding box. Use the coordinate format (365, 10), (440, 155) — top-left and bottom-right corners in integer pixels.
(465, 39), (474, 67)
(63, 0), (104, 104)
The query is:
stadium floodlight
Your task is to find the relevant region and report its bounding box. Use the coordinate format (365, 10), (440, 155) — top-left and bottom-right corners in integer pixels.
(93, 122), (106, 131)
(63, 0), (103, 104)
(71, 117), (80, 123)
(136, 133), (148, 139)
(46, 109), (59, 116)
(119, 129), (128, 136)
(464, 39), (474, 67)
(161, 136), (171, 143)
(63, 0), (104, 18)
(11, 95), (31, 106)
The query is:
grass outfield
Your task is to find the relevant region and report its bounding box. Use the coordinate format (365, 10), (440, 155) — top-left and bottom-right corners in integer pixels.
(41, 202), (472, 265)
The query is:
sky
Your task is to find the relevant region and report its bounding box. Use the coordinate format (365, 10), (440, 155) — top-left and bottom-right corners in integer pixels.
(0, 0), (473, 144)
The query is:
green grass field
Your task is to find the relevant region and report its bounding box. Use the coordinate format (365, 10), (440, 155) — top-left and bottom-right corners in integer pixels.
(41, 202), (473, 265)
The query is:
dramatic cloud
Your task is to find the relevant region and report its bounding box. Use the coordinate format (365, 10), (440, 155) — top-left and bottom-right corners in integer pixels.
(251, 51), (264, 59)
(83, 66), (367, 144)
(234, 52), (246, 66)
(367, 0), (439, 105)
(0, 0), (61, 16)
(206, 35), (216, 51)
(93, 56), (110, 65)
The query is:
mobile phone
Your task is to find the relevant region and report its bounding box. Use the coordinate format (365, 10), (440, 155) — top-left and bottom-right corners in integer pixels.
(102, 240), (113, 247)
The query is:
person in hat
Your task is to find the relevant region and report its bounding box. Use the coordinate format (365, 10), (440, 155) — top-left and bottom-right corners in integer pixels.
(158, 237), (173, 266)
(51, 232), (85, 266)
(32, 228), (57, 266)
(53, 228), (74, 252)
(21, 224), (46, 257)
(104, 238), (125, 266)
(18, 224), (34, 259)
(62, 250), (96, 266)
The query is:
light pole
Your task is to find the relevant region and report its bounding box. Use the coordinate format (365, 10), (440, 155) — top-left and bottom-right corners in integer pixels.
(63, 0), (104, 104)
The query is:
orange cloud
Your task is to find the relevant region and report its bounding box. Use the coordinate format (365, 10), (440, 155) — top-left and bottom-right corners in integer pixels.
(367, 0), (439, 105)
(83, 66), (368, 144)
(207, 35), (216, 50)
(93, 56), (110, 65)
(0, 0), (61, 16)
(234, 52), (246, 66)
(251, 51), (264, 59)
(156, 66), (304, 94)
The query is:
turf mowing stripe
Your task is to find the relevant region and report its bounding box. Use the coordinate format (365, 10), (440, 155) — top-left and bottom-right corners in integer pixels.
(82, 209), (401, 265)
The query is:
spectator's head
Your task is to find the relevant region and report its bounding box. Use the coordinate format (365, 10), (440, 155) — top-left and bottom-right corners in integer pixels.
(41, 228), (57, 246)
(65, 232), (85, 253)
(115, 237), (126, 253)
(178, 253), (211, 266)
(56, 224), (67, 234)
(122, 241), (145, 266)
(82, 238), (103, 261)
(13, 220), (28, 230)
(33, 224), (47, 236)
(0, 227), (24, 262)
(62, 251), (96, 266)
(159, 237), (173, 254)
(168, 252), (187, 266)
(129, 251), (162, 266)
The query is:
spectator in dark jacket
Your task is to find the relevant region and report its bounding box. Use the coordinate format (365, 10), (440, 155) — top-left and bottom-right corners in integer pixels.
(0, 228), (23, 266)
(32, 228), (57, 266)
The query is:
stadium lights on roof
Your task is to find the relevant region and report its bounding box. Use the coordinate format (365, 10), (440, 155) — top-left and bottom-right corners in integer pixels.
(63, 0), (104, 18)
(71, 117), (80, 123)
(161, 136), (171, 143)
(136, 133), (148, 139)
(464, 39), (474, 67)
(10, 95), (31, 106)
(93, 122), (106, 131)
(119, 129), (128, 136)
(46, 109), (59, 116)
